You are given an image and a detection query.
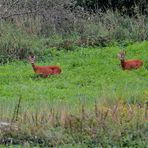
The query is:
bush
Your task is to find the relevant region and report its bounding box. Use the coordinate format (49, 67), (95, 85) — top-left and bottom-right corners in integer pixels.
(0, 0), (147, 62)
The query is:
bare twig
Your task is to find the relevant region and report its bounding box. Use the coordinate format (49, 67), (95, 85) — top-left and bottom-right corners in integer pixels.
(0, 10), (40, 20)
(11, 96), (22, 122)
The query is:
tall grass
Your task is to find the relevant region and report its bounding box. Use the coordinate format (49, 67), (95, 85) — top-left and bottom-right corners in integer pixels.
(0, 9), (148, 63)
(0, 99), (147, 147)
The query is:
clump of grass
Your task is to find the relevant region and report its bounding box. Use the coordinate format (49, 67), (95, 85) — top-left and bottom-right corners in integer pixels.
(0, 99), (147, 147)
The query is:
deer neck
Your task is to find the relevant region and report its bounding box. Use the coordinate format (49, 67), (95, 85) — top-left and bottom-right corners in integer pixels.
(120, 59), (125, 70)
(31, 63), (37, 72)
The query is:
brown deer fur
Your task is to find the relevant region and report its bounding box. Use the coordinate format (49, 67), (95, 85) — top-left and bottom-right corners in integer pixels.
(29, 55), (61, 77)
(117, 52), (143, 70)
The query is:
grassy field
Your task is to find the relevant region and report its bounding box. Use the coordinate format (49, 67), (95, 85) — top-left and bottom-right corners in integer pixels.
(0, 1), (148, 145)
(0, 41), (148, 107)
(0, 41), (148, 147)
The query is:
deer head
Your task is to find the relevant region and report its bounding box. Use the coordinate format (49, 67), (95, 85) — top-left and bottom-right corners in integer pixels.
(117, 51), (126, 60)
(28, 55), (35, 64)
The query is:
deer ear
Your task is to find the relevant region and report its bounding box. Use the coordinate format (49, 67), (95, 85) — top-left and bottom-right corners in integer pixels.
(117, 53), (121, 58)
(28, 55), (32, 60)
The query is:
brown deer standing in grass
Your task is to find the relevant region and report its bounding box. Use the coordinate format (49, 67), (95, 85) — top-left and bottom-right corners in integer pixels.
(29, 55), (62, 78)
(117, 51), (143, 70)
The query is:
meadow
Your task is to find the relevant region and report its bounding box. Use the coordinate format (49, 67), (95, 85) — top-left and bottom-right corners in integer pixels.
(0, 41), (148, 147)
(0, 41), (147, 106)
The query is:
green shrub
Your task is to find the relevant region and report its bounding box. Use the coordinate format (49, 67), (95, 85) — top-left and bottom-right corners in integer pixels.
(0, 8), (147, 62)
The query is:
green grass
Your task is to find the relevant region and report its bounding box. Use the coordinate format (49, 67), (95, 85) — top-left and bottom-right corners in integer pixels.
(0, 41), (147, 110)
(0, 41), (148, 147)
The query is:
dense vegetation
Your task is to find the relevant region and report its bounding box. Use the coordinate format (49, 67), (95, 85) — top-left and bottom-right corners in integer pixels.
(76, 0), (147, 14)
(0, 0), (148, 63)
(0, 0), (148, 147)
(0, 42), (148, 147)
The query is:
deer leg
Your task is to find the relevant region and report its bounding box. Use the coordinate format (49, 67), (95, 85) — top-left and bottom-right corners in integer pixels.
(42, 74), (48, 78)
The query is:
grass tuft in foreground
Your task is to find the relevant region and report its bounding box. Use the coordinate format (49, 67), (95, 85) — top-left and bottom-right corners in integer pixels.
(0, 99), (147, 147)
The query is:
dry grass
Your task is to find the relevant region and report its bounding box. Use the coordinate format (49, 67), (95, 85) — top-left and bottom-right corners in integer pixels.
(0, 99), (147, 147)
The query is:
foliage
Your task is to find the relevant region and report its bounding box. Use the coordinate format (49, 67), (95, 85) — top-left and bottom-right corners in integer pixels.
(0, 100), (147, 147)
(75, 0), (147, 15)
(0, 1), (147, 145)
(0, 9), (148, 63)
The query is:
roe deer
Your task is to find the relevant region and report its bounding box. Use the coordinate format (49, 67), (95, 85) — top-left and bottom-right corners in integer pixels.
(117, 51), (143, 70)
(29, 55), (61, 77)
